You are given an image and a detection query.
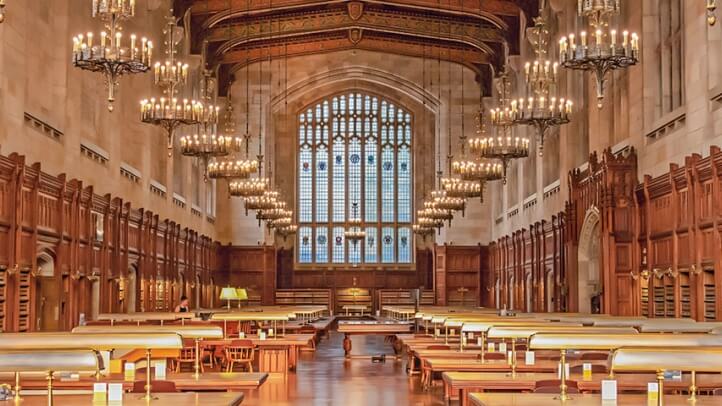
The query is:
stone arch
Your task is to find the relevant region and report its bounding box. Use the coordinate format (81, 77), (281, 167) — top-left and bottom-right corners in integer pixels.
(577, 206), (602, 313)
(35, 250), (57, 331)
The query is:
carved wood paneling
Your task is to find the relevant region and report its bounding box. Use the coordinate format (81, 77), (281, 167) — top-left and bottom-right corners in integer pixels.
(0, 153), (220, 332)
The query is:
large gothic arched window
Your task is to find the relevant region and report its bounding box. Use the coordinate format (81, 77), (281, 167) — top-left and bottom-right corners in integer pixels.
(297, 92), (413, 266)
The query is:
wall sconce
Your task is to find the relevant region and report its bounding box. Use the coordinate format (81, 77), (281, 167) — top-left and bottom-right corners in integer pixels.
(708, 0), (717, 25)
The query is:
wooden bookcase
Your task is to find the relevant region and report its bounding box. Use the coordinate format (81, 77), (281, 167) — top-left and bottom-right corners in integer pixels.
(274, 289), (332, 309)
(679, 272), (691, 318)
(0, 268), (6, 330)
(640, 277), (649, 317)
(378, 289), (434, 308)
(703, 270), (716, 321)
(335, 288), (372, 314)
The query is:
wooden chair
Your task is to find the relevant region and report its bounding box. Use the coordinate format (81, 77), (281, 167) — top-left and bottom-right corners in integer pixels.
(426, 344), (450, 350)
(225, 339), (255, 372)
(533, 379), (580, 394)
(131, 380), (177, 393)
(569, 363), (608, 374)
(174, 339), (203, 373)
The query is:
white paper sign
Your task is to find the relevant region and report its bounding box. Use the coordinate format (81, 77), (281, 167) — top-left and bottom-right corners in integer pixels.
(238, 332), (245, 339)
(467, 332), (475, 340)
(477, 337), (482, 347)
(154, 360), (166, 380)
(487, 342), (495, 353)
(507, 351), (514, 365)
(268, 328), (274, 337)
(525, 351), (535, 365)
(259, 331), (267, 340)
(450, 329), (455, 336)
(499, 342), (507, 353)
(648, 382), (659, 399)
(435, 328), (441, 337)
(93, 382), (107, 394)
(601, 380), (618, 400)
(108, 383), (123, 402)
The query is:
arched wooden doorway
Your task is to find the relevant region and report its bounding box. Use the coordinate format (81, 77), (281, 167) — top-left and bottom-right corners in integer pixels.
(35, 251), (58, 331)
(578, 206), (602, 313)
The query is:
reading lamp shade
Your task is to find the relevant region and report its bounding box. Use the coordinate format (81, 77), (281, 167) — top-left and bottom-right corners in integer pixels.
(220, 287), (239, 309)
(236, 288), (248, 301)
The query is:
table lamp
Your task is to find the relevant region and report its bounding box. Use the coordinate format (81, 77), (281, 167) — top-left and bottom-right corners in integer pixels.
(220, 287), (239, 310)
(236, 288), (248, 309)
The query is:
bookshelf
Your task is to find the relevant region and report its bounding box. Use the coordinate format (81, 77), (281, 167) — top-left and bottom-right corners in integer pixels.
(704, 270), (716, 321)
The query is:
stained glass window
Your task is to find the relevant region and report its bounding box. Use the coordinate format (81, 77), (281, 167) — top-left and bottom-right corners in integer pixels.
(298, 92), (413, 266)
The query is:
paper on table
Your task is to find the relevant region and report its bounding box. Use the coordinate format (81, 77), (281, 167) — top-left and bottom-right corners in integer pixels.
(582, 362), (592, 380)
(648, 382), (659, 401)
(108, 383), (123, 402)
(124, 362), (135, 382)
(498, 342), (507, 353)
(557, 363), (570, 379)
(93, 382), (107, 403)
(525, 351), (535, 365)
(154, 360), (167, 380)
(601, 380), (617, 400)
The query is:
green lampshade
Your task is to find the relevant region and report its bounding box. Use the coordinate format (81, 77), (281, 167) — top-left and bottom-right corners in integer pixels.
(220, 287), (239, 301)
(236, 288), (248, 301)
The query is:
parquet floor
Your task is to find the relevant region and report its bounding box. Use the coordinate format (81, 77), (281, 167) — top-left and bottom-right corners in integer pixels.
(241, 331), (442, 406)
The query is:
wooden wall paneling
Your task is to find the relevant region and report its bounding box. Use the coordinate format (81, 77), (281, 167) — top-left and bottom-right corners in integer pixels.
(434, 244), (446, 305)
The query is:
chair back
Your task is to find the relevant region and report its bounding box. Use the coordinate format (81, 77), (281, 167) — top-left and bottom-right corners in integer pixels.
(131, 380), (177, 393)
(226, 339), (255, 361)
(426, 345), (450, 350)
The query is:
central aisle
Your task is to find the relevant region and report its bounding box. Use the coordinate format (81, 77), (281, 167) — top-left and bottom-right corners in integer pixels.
(242, 331), (441, 406)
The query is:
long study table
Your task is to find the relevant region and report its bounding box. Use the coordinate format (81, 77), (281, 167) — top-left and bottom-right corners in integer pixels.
(1, 372), (268, 393)
(445, 372), (722, 406)
(0, 392), (244, 406)
(469, 393), (722, 406)
(202, 334), (314, 374)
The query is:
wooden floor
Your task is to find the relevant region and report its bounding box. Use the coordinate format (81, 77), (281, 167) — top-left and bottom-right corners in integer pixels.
(242, 331), (441, 405)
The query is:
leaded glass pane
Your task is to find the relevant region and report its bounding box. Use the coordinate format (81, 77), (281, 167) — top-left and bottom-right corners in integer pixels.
(397, 147), (411, 223)
(398, 227), (411, 263)
(299, 147), (312, 222)
(365, 227), (377, 263)
(332, 140), (345, 222)
(315, 148), (328, 222)
(299, 227), (312, 263)
(332, 227), (345, 263)
(381, 227), (395, 263)
(381, 147), (395, 222)
(315, 227), (328, 263)
(298, 92), (412, 266)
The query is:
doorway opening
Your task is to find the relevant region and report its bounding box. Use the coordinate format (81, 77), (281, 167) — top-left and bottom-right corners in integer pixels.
(578, 206), (602, 313)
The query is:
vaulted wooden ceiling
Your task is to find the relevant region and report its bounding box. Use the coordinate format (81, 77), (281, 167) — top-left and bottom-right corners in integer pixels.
(174, 0), (539, 96)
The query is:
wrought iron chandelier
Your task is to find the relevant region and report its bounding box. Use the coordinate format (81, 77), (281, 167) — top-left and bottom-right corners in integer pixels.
(344, 203), (367, 244)
(511, 7), (572, 156)
(559, 0), (639, 108)
(229, 177), (269, 198)
(73, 0), (152, 112)
(275, 224), (298, 239)
(471, 73), (530, 183)
(244, 190), (279, 212)
(207, 93), (258, 181)
(442, 178), (483, 199)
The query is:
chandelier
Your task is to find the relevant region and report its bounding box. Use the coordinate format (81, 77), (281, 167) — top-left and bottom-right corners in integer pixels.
(452, 159), (503, 183)
(73, 0), (151, 112)
(207, 95), (258, 180)
(511, 8), (573, 156)
(178, 74), (231, 172)
(267, 216), (293, 228)
(275, 224), (298, 239)
(344, 203), (367, 244)
(229, 177), (269, 197)
(416, 217), (445, 229)
(559, 0), (639, 108)
(431, 190), (465, 212)
(709, 0), (718, 25)
(418, 202), (454, 222)
(471, 78), (530, 183)
(412, 223), (435, 236)
(258, 207), (292, 222)
(139, 11), (211, 154)
(244, 190), (279, 211)
(442, 178), (483, 199)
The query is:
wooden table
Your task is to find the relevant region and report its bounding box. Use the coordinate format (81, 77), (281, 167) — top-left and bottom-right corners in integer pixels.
(203, 334), (313, 374)
(469, 393), (722, 406)
(0, 392), (244, 405)
(446, 372), (722, 406)
(342, 305), (369, 316)
(3, 372), (268, 393)
(338, 320), (413, 358)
